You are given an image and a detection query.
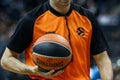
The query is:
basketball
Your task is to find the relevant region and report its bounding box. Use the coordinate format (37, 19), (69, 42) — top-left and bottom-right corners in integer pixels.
(32, 34), (72, 72)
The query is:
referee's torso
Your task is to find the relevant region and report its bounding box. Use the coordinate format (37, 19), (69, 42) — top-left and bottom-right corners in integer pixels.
(7, 1), (107, 80)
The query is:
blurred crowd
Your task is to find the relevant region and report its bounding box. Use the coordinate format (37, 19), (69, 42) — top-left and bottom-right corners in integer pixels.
(0, 0), (120, 80)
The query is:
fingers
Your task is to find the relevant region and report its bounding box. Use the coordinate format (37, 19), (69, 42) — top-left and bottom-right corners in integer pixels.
(38, 70), (54, 78)
(40, 70), (55, 75)
(32, 66), (64, 78)
(47, 70), (64, 78)
(52, 70), (64, 77)
(40, 69), (64, 78)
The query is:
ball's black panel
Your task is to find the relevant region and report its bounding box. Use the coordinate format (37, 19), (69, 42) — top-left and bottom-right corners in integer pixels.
(33, 42), (70, 57)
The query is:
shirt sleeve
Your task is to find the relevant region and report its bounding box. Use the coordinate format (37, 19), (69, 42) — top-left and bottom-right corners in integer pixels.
(89, 13), (109, 55)
(7, 15), (34, 53)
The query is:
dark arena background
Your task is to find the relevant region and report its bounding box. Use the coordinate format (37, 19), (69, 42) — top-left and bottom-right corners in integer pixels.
(0, 0), (120, 80)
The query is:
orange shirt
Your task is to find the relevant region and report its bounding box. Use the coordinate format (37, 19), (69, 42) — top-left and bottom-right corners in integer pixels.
(7, 1), (108, 80)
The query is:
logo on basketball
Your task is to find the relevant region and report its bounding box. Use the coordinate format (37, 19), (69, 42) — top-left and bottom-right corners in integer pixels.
(36, 58), (64, 68)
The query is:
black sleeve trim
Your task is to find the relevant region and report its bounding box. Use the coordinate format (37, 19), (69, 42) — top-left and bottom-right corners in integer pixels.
(88, 12), (109, 55)
(7, 2), (49, 53)
(7, 15), (34, 53)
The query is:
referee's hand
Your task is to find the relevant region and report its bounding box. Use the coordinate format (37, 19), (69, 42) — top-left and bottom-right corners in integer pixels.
(31, 66), (64, 78)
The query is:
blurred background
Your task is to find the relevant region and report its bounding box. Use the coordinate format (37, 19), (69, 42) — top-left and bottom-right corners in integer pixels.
(0, 0), (120, 80)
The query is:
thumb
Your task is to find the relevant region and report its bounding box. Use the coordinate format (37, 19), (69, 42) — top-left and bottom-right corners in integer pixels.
(33, 66), (39, 72)
(32, 66), (43, 75)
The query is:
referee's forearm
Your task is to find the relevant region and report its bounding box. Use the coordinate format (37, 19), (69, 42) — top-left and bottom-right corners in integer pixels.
(98, 60), (113, 80)
(93, 51), (113, 80)
(1, 55), (33, 75)
(1, 48), (34, 75)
